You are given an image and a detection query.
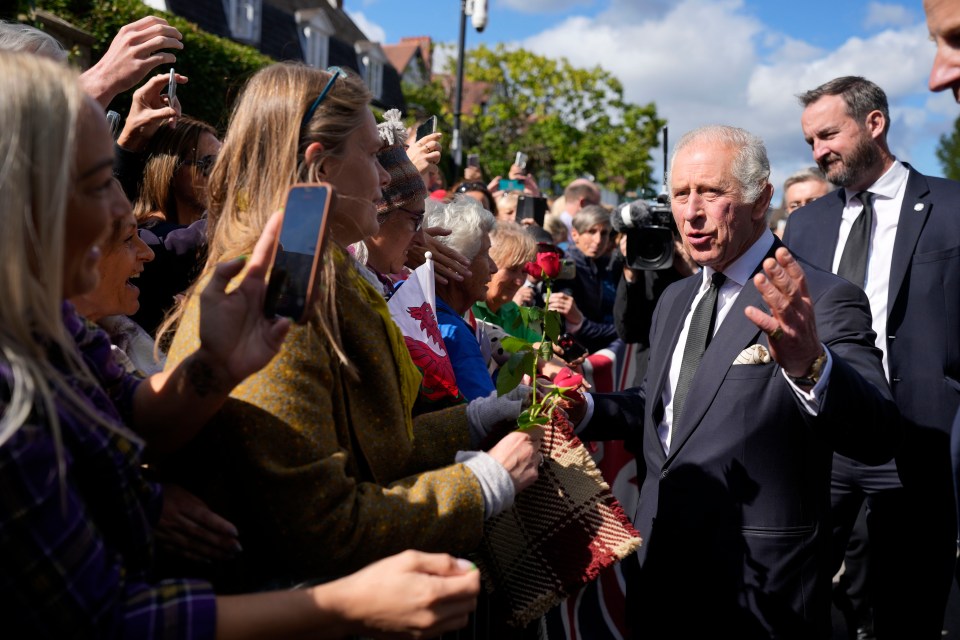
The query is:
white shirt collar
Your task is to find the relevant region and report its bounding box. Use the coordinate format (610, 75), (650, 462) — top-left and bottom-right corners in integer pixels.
(843, 159), (908, 205)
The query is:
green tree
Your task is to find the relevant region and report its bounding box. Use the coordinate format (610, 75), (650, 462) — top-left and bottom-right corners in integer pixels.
(21, 0), (274, 130)
(936, 115), (960, 182)
(407, 43), (664, 195)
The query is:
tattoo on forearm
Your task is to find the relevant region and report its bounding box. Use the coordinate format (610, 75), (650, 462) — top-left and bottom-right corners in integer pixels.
(185, 357), (225, 398)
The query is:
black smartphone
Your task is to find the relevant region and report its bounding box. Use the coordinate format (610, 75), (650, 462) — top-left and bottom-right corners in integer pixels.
(558, 333), (588, 363)
(467, 153), (480, 168)
(515, 194), (547, 227)
(264, 183), (332, 323)
(416, 115), (437, 140)
(167, 68), (176, 104)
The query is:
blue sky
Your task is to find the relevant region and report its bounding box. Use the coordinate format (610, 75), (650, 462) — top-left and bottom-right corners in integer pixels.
(347, 0), (955, 193)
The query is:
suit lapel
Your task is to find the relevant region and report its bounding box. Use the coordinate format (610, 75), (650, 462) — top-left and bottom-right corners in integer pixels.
(888, 168), (931, 316)
(666, 247), (774, 462)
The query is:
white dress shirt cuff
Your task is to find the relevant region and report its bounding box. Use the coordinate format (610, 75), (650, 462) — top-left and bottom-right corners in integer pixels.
(573, 392), (596, 434)
(781, 345), (833, 416)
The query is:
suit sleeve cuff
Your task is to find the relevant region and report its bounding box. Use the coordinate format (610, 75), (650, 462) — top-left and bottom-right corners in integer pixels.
(782, 345), (833, 415)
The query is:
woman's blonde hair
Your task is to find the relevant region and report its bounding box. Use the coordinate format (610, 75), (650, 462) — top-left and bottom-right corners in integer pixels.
(132, 116), (218, 226)
(489, 221), (535, 270)
(0, 52), (119, 456)
(158, 63), (373, 370)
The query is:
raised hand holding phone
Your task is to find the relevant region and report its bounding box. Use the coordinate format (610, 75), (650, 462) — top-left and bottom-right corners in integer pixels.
(416, 115), (438, 140)
(264, 183), (333, 323)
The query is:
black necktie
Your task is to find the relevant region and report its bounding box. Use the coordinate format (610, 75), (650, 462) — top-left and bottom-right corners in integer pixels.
(673, 271), (726, 427)
(837, 191), (874, 288)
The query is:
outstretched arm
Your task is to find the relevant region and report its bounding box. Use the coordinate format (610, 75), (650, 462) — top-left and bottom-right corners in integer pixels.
(132, 211), (290, 453)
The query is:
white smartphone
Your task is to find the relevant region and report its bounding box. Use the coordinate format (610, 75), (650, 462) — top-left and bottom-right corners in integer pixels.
(167, 68), (176, 104)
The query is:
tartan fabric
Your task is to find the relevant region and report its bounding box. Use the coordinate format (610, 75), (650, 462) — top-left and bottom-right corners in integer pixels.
(476, 420), (641, 627)
(0, 302), (216, 637)
(547, 341), (640, 639)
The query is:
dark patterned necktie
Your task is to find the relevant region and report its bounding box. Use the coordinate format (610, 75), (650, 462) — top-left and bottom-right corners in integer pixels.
(673, 271), (726, 427)
(837, 191), (874, 288)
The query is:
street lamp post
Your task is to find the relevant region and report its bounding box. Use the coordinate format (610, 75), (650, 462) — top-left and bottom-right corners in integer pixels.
(452, 0), (467, 174)
(452, 0), (486, 176)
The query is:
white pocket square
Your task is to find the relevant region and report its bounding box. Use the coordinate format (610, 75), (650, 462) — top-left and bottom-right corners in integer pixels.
(733, 344), (772, 365)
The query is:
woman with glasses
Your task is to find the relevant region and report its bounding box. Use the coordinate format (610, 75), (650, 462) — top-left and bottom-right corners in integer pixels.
(0, 50), (486, 639)
(128, 116), (220, 335)
(133, 116), (220, 228)
(352, 109), (428, 298)
(160, 63), (542, 592)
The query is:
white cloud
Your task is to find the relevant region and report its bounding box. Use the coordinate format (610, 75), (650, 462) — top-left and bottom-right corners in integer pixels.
(518, 0), (948, 190)
(496, 0), (593, 14)
(348, 10), (387, 43)
(864, 2), (915, 29)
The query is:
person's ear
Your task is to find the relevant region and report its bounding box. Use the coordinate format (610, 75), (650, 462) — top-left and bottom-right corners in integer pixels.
(865, 109), (886, 140)
(305, 142), (325, 177)
(752, 183), (775, 222)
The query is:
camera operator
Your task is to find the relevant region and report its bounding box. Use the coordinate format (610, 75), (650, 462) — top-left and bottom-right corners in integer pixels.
(549, 205), (623, 354)
(613, 197), (698, 384)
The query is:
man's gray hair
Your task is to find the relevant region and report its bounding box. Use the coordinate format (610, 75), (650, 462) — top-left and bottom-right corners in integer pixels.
(797, 76), (890, 136)
(781, 166), (832, 206)
(424, 194), (496, 260)
(0, 21), (67, 60)
(668, 125), (771, 204)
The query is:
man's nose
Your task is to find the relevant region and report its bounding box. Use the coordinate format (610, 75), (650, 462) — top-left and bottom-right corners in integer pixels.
(812, 140), (831, 162)
(680, 193), (702, 220)
(929, 48), (960, 95)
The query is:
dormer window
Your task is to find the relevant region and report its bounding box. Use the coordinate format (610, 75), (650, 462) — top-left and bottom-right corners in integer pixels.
(361, 54), (383, 99)
(297, 10), (334, 69)
(226, 0), (261, 43)
(356, 43), (387, 101)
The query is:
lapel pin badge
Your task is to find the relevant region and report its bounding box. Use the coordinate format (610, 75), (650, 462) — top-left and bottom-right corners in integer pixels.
(914, 203), (925, 212)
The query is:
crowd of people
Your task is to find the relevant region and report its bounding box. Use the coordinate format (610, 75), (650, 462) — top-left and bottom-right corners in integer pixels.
(1, 2), (960, 637)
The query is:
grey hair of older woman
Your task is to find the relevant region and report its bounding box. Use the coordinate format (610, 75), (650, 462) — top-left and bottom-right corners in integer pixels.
(424, 194), (496, 260)
(0, 21), (67, 59)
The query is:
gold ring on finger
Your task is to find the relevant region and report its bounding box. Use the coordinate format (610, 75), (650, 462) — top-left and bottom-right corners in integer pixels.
(768, 325), (784, 341)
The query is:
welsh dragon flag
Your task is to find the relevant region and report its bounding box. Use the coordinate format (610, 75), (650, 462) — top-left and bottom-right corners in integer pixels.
(387, 254), (464, 406)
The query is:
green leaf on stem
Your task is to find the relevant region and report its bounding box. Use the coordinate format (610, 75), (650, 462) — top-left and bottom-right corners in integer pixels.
(500, 336), (534, 354)
(517, 408), (550, 430)
(496, 350), (535, 396)
(538, 340), (554, 362)
(544, 309), (562, 342)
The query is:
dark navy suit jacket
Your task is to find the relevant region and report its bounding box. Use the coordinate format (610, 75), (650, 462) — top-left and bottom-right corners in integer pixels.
(782, 167), (960, 440)
(783, 165), (960, 558)
(584, 239), (899, 638)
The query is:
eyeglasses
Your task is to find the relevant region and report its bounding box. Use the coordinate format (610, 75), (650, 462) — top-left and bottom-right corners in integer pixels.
(184, 154), (217, 177)
(378, 207), (425, 233)
(301, 66), (346, 132)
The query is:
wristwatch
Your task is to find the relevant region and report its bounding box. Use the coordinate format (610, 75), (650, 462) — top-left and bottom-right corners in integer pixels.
(788, 349), (827, 387)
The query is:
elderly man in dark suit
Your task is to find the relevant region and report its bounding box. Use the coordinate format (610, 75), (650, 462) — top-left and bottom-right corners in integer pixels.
(783, 76), (960, 639)
(572, 125), (899, 639)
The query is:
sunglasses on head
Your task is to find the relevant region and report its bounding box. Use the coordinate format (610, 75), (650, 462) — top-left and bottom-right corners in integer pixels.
(301, 66), (347, 133)
(456, 182), (488, 193)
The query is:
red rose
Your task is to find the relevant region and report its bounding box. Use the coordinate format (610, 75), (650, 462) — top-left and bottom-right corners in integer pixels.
(536, 251), (561, 279)
(523, 261), (543, 278)
(553, 366), (584, 390)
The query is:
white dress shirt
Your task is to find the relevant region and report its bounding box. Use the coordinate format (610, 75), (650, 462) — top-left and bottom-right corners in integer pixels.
(576, 230), (832, 453)
(656, 230), (830, 455)
(830, 160), (908, 381)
